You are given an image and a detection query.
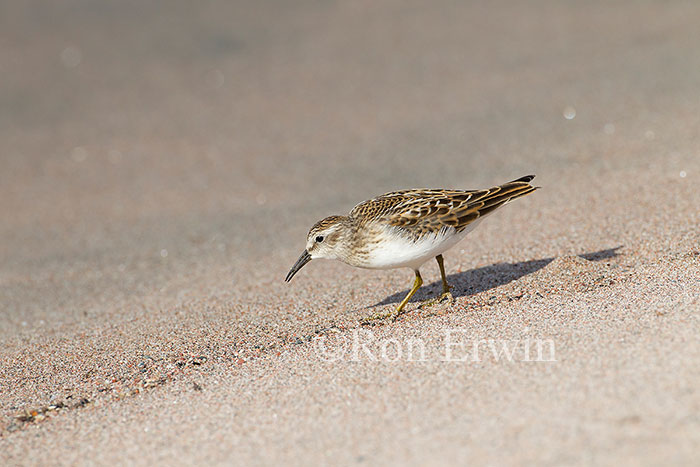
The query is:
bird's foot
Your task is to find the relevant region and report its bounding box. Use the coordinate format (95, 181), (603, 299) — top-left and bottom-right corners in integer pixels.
(361, 308), (407, 325)
(419, 291), (454, 309)
(440, 291), (455, 305)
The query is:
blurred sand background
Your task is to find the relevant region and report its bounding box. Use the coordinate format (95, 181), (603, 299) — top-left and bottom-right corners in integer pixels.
(1, 0), (699, 465)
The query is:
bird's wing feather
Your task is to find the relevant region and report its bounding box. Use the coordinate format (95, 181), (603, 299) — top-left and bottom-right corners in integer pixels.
(350, 176), (537, 236)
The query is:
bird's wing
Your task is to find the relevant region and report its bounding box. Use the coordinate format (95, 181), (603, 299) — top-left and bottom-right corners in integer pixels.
(350, 176), (537, 236)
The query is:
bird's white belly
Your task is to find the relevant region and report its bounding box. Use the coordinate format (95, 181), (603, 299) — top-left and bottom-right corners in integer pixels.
(362, 220), (482, 270)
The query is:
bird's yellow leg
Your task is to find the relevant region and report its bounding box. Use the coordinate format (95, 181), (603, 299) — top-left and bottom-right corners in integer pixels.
(393, 270), (424, 318)
(436, 254), (454, 300)
(364, 270), (423, 323)
(419, 255), (454, 308)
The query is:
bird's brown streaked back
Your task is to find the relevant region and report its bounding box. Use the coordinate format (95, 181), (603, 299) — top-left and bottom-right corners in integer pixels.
(349, 175), (538, 236)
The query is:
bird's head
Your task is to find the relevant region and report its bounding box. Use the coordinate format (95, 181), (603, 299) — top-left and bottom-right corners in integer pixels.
(285, 215), (351, 282)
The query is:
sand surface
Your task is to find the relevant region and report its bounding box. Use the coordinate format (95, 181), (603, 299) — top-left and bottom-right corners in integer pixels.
(1, 1), (699, 465)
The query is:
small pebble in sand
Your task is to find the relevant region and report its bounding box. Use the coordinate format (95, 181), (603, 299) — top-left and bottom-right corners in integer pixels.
(60, 46), (82, 68)
(563, 106), (576, 120)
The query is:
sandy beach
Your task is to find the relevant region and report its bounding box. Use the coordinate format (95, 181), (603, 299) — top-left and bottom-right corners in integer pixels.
(1, 1), (699, 465)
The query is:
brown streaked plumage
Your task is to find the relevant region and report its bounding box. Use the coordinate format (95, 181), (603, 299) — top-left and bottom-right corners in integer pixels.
(350, 175), (537, 237)
(285, 175), (539, 321)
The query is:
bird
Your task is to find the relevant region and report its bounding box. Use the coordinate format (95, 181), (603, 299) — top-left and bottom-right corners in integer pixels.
(285, 175), (538, 321)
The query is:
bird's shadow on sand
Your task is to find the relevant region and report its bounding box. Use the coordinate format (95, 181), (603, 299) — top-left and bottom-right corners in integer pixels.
(372, 246), (622, 307)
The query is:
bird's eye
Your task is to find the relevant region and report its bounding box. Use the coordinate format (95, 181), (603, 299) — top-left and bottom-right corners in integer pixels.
(315, 235), (324, 243)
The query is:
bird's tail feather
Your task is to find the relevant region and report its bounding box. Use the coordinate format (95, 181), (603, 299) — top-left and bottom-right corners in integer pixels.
(471, 175), (539, 217)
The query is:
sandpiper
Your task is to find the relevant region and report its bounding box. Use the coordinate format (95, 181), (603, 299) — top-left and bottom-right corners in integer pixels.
(285, 175), (538, 321)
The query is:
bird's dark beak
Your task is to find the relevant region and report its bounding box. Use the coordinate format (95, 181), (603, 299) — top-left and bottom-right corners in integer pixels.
(285, 250), (312, 282)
